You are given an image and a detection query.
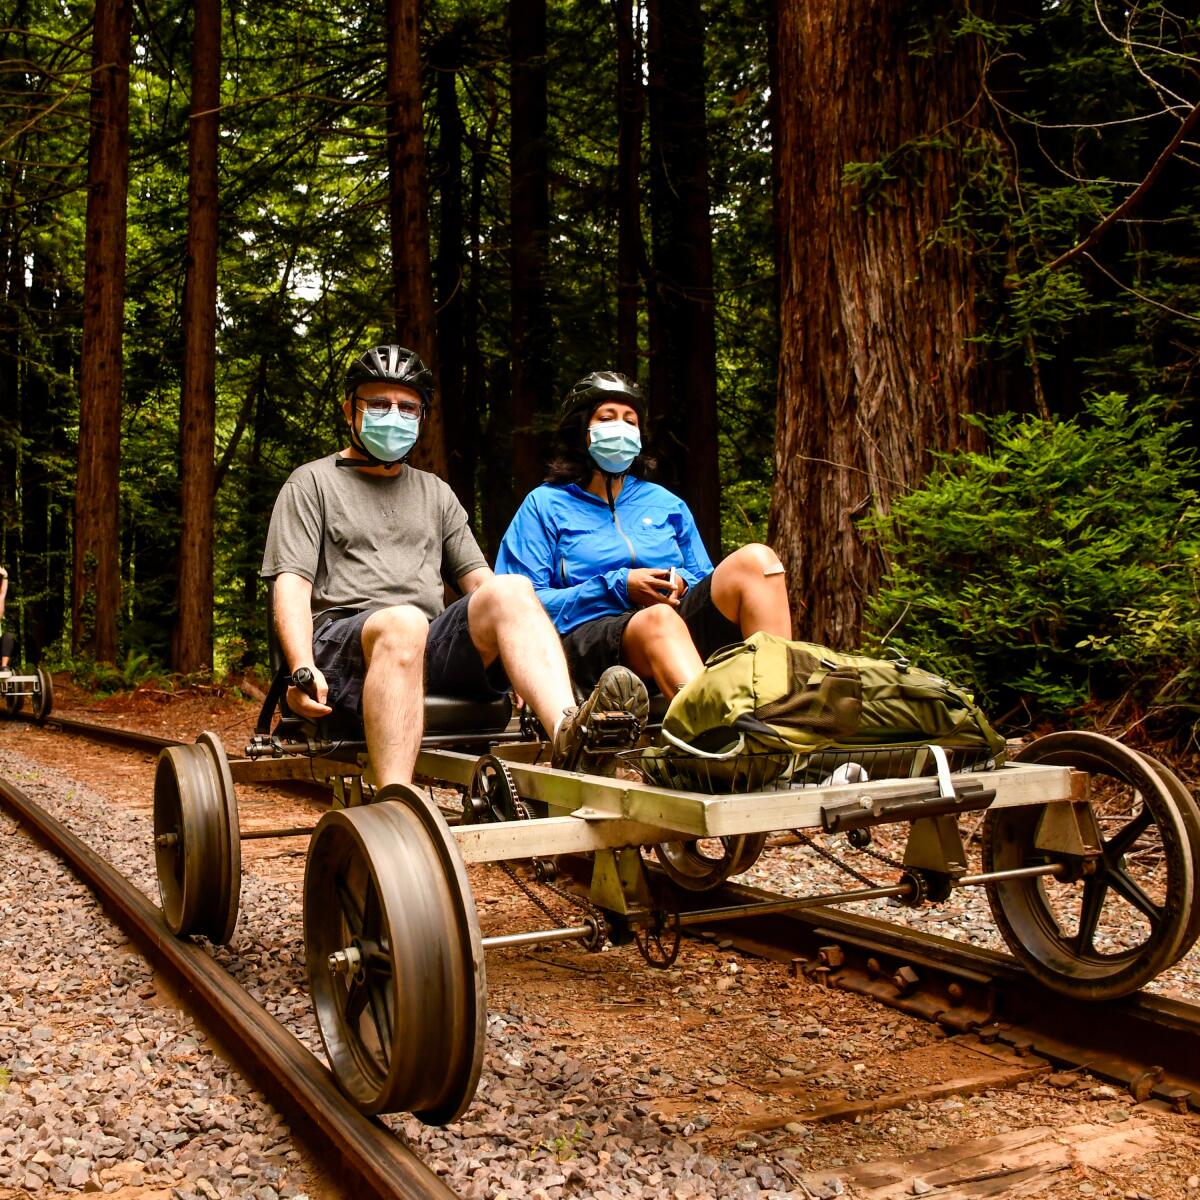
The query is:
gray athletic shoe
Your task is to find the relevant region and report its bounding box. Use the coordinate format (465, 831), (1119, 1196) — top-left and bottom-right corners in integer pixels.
(551, 666), (650, 771)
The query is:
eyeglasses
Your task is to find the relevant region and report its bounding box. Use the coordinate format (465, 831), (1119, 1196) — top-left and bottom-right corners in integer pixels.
(357, 398), (423, 418)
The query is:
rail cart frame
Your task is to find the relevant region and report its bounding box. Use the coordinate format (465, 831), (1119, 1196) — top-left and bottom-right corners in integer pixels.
(152, 680), (1200, 1126)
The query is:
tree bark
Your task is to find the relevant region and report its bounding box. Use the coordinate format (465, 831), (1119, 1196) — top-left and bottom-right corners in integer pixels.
(509, 0), (553, 498)
(73, 0), (132, 661)
(432, 27), (473, 509)
(172, 0), (221, 675)
(645, 0), (722, 556)
(770, 1), (988, 647)
(615, 0), (644, 379)
(385, 0), (446, 477)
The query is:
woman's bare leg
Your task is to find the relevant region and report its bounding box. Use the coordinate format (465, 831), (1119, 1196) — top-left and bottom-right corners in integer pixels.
(620, 605), (705, 698)
(709, 543), (791, 637)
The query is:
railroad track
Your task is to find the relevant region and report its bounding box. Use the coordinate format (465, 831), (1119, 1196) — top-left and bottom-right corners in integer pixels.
(7, 711), (1200, 1124)
(0, 737), (452, 1200)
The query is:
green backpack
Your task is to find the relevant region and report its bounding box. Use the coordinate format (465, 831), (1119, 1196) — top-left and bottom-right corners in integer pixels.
(642, 632), (1005, 792)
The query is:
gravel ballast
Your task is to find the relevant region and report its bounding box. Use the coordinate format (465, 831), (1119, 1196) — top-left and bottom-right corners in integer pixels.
(3, 719), (1200, 1199)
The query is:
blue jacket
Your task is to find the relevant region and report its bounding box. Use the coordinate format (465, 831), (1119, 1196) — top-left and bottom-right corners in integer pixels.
(495, 477), (714, 634)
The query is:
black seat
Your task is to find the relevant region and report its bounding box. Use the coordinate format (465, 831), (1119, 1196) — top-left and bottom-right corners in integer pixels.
(257, 582), (513, 745)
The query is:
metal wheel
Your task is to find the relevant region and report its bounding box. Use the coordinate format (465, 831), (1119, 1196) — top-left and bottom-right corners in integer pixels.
(3, 679), (24, 718)
(32, 667), (53, 723)
(654, 833), (768, 892)
(1136, 752), (1200, 965)
(153, 733), (241, 943)
(304, 783), (485, 1123)
(634, 888), (682, 969)
(982, 732), (1194, 999)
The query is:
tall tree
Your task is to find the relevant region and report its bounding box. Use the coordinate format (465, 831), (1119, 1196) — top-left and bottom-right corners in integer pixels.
(172, 0), (221, 674)
(614, 0), (644, 379)
(646, 0), (721, 554)
(386, 0), (446, 476)
(509, 0), (552, 498)
(432, 23), (474, 509)
(769, 3), (988, 647)
(73, 0), (132, 661)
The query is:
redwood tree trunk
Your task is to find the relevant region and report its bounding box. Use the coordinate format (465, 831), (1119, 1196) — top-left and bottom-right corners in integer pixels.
(385, 0), (446, 476)
(615, 0), (644, 379)
(172, 0), (221, 675)
(770, 2), (988, 647)
(433, 28), (473, 509)
(646, 0), (721, 555)
(509, 0), (553, 498)
(73, 0), (132, 661)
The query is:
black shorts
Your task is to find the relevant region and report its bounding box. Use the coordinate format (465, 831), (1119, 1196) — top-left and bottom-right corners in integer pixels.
(312, 595), (510, 716)
(560, 573), (742, 696)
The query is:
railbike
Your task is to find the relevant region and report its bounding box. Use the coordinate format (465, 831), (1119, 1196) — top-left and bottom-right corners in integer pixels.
(152, 658), (1200, 1126)
(0, 664), (53, 723)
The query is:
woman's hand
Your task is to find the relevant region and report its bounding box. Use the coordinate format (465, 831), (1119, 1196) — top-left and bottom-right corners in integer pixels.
(627, 568), (682, 608)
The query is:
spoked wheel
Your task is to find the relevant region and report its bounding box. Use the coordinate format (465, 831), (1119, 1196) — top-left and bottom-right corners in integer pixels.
(304, 783), (485, 1123)
(33, 667), (54, 723)
(982, 731), (1194, 999)
(1137, 752), (1200, 965)
(654, 833), (768, 892)
(153, 732), (241, 943)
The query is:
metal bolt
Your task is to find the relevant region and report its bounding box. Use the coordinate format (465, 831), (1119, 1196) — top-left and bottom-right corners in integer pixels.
(892, 965), (919, 994)
(947, 982), (964, 1003)
(155, 833), (178, 848)
(818, 945), (845, 969)
(866, 957), (882, 977)
(327, 946), (363, 977)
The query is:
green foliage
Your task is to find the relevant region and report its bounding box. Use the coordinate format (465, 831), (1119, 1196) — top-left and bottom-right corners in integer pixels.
(71, 649), (163, 697)
(862, 395), (1200, 727)
(720, 476), (771, 551)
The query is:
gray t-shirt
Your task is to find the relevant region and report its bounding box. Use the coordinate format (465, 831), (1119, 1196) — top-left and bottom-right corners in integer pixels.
(261, 454), (488, 620)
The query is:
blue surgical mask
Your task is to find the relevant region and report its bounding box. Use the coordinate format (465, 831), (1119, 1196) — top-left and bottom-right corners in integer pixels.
(359, 407), (420, 463)
(588, 419), (641, 474)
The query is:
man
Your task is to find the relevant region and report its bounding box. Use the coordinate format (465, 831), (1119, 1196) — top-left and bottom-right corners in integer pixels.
(261, 345), (648, 787)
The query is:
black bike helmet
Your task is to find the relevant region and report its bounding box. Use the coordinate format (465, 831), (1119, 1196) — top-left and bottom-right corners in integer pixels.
(559, 370), (644, 428)
(345, 344), (434, 414)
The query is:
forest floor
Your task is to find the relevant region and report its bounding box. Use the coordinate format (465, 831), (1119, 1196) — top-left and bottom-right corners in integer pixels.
(1, 672), (1198, 1200)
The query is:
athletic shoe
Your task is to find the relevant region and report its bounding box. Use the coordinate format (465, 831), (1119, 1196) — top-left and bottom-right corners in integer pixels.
(551, 666), (649, 771)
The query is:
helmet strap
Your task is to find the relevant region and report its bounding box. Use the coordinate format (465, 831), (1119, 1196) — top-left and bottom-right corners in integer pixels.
(604, 472), (617, 513)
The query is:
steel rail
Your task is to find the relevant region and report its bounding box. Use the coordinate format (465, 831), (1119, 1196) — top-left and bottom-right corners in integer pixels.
(0, 774), (455, 1200)
(41, 713), (183, 753)
(15, 713), (1200, 1112)
(682, 878), (1200, 1112)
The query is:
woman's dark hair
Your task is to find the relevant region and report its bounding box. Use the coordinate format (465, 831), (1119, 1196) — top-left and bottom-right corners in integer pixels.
(545, 371), (655, 485)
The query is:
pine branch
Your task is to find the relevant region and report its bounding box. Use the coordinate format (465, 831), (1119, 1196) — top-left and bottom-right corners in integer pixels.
(1041, 98), (1200, 275)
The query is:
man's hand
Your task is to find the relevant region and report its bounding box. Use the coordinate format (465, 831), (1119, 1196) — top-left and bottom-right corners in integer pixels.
(286, 664), (332, 718)
(627, 568), (682, 608)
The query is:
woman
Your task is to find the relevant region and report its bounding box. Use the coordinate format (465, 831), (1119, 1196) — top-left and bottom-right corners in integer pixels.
(0, 566), (13, 673)
(495, 371), (792, 698)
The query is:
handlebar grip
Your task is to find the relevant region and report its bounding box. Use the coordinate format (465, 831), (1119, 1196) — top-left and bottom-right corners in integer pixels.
(290, 666), (319, 700)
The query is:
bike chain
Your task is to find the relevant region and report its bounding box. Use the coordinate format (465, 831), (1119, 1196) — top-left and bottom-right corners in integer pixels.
(494, 793), (607, 950)
(791, 829), (881, 888)
(855, 839), (906, 872)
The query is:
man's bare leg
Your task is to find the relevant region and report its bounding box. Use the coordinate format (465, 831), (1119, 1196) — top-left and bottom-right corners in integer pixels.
(465, 576), (576, 736)
(710, 543), (792, 637)
(360, 605), (428, 786)
(620, 605), (705, 698)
